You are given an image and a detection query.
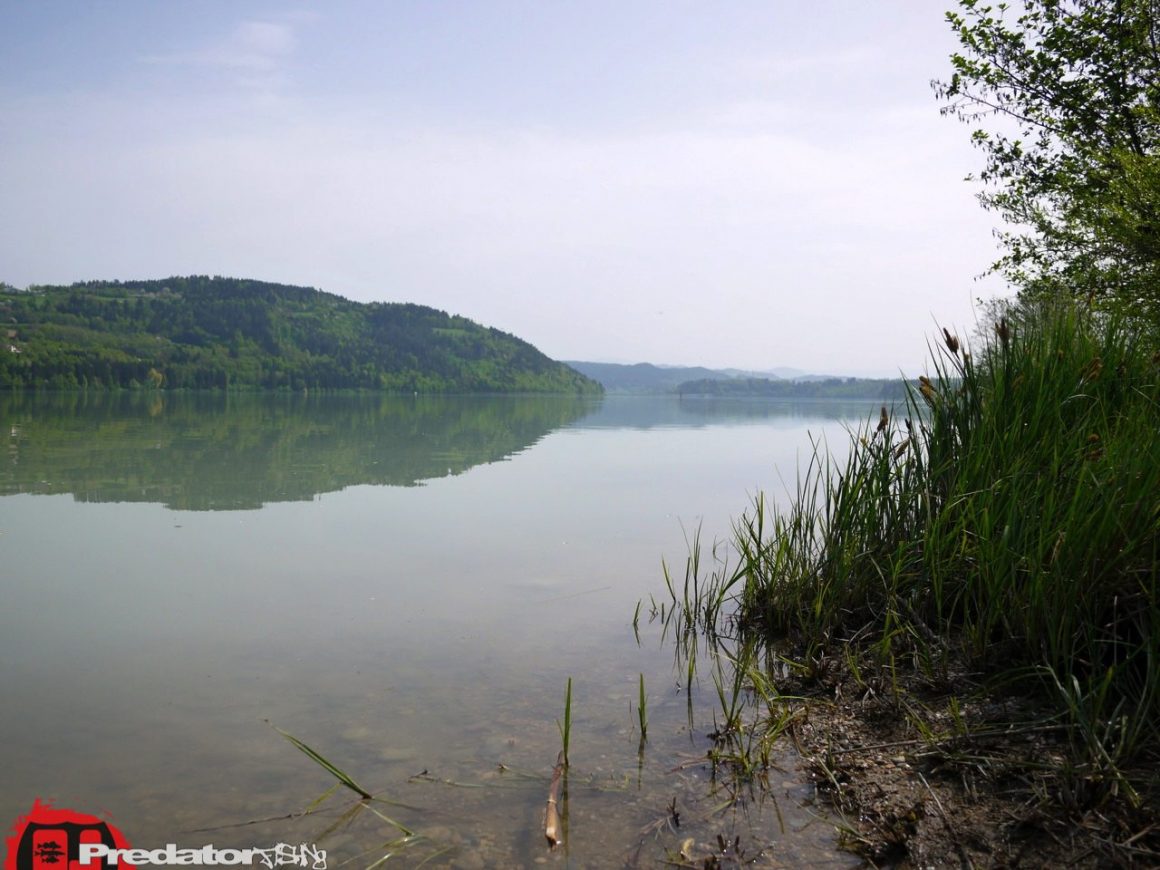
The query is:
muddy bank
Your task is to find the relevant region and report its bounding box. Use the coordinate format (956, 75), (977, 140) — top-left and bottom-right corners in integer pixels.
(780, 657), (1160, 868)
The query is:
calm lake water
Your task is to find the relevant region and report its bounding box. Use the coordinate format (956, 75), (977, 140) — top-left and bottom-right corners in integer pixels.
(0, 392), (869, 868)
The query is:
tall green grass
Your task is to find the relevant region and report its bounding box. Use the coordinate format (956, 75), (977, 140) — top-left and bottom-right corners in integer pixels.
(714, 304), (1160, 792)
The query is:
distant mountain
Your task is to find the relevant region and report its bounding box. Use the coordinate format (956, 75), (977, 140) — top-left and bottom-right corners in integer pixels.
(676, 376), (909, 401)
(565, 360), (867, 393)
(562, 361), (730, 393)
(0, 276), (601, 394)
(564, 361), (906, 399)
(720, 366), (836, 382)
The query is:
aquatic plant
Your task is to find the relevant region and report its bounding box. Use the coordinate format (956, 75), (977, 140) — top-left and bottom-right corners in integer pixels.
(268, 721), (374, 801)
(556, 676), (573, 767)
(636, 673), (648, 740)
(664, 303), (1160, 799)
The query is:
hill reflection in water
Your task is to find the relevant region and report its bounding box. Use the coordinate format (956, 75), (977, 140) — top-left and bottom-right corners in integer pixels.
(1, 392), (599, 510)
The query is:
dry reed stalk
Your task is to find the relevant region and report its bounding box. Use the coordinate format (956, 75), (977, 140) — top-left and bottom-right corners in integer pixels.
(543, 750), (565, 847)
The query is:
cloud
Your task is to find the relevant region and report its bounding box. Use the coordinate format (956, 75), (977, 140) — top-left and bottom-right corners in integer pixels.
(0, 85), (1000, 372)
(0, 3), (1002, 375)
(139, 14), (314, 100)
(214, 20), (298, 71)
(146, 19), (298, 69)
(727, 46), (885, 85)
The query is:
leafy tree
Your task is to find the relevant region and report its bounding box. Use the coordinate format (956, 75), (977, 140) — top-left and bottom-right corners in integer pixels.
(934, 0), (1160, 322)
(0, 277), (602, 394)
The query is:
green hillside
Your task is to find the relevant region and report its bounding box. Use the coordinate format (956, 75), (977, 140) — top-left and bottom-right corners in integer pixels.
(0, 276), (600, 394)
(676, 375), (908, 400)
(562, 360), (730, 393)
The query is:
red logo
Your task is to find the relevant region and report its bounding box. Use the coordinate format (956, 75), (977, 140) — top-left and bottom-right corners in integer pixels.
(4, 800), (133, 870)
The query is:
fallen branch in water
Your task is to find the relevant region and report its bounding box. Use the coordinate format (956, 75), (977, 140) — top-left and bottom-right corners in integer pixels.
(544, 750), (565, 847)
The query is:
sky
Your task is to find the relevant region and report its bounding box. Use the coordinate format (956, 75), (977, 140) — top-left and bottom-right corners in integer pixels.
(0, 1), (1011, 377)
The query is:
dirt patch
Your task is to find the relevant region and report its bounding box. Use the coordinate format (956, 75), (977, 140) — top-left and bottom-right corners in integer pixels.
(778, 654), (1160, 868)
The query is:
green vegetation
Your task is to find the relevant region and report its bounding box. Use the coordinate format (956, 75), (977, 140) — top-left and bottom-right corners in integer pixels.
(565, 360), (904, 397)
(676, 375), (908, 400)
(647, 4), (1160, 859)
(0, 276), (601, 394)
(934, 0), (1160, 325)
(563, 361), (733, 393)
(269, 722), (376, 802)
(267, 723), (450, 866)
(635, 674), (648, 741)
(557, 677), (573, 768)
(724, 306), (1158, 780)
(655, 306), (1160, 860)
(1, 392), (594, 509)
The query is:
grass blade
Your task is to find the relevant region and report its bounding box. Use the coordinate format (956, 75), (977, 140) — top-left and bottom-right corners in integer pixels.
(268, 721), (374, 799)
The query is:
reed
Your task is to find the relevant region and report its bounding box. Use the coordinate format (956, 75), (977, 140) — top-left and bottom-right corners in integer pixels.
(557, 676), (573, 768)
(665, 303), (1160, 799)
(636, 673), (648, 740)
(543, 750), (565, 847)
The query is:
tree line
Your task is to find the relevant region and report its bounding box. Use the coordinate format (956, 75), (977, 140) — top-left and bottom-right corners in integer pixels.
(0, 276), (601, 394)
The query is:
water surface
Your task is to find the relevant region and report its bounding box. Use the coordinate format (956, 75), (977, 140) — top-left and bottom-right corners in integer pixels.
(0, 393), (870, 867)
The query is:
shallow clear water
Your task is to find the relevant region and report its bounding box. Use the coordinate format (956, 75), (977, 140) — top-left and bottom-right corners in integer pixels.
(0, 392), (869, 867)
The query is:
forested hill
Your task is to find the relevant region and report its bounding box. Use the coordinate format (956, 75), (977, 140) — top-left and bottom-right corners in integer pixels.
(676, 376), (908, 400)
(0, 276), (601, 393)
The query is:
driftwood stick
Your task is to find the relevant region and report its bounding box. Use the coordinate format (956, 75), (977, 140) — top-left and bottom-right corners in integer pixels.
(544, 750), (566, 847)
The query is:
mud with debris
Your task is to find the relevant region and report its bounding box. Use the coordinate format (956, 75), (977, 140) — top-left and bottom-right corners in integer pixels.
(778, 654), (1160, 868)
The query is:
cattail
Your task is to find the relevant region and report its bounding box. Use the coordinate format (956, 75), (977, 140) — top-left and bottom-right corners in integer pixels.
(877, 405), (888, 433)
(942, 327), (960, 355)
(1083, 357), (1103, 382)
(918, 375), (936, 405)
(995, 317), (1010, 345)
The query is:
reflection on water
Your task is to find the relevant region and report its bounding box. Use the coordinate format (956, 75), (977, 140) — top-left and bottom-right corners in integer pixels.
(577, 395), (881, 430)
(0, 394), (867, 867)
(0, 392), (599, 509)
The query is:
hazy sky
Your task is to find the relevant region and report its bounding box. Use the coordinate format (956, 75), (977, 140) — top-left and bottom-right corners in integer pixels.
(0, 2), (1009, 376)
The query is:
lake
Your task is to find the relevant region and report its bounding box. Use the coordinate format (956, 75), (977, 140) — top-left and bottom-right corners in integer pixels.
(0, 392), (869, 868)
